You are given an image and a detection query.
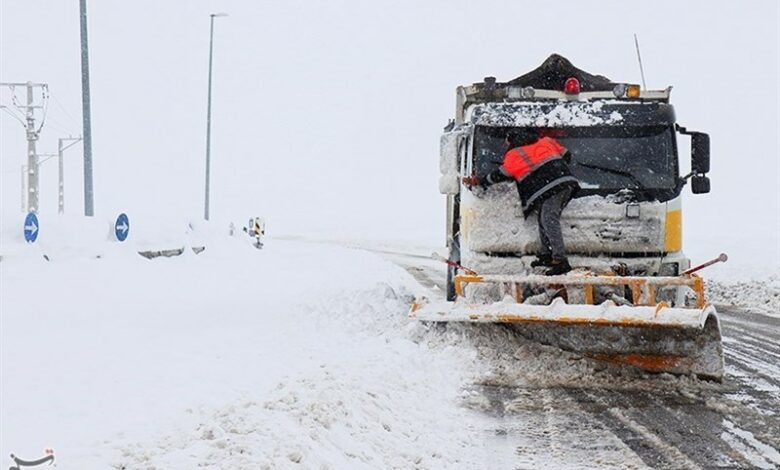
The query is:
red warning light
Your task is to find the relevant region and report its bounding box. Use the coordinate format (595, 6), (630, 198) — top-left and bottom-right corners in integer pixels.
(564, 77), (580, 94)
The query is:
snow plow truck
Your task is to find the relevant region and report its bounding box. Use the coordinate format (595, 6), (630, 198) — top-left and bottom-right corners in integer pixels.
(412, 54), (724, 380)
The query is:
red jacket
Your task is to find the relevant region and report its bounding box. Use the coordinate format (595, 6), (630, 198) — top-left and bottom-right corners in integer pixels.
(501, 137), (568, 181)
(482, 137), (579, 216)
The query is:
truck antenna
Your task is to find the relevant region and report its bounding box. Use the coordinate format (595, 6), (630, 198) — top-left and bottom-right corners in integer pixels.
(634, 33), (647, 90)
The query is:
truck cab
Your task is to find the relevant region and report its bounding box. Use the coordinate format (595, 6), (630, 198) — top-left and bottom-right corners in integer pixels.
(439, 55), (711, 303)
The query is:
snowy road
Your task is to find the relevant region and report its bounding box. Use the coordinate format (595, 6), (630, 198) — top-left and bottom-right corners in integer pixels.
(2, 235), (778, 469)
(376, 247), (780, 470)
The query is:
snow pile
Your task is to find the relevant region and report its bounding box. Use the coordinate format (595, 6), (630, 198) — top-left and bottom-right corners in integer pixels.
(1, 236), (490, 469)
(0, 213), (119, 261)
(707, 274), (780, 316)
(115, 352), (473, 469)
(471, 101), (624, 127)
(0, 211), (239, 262)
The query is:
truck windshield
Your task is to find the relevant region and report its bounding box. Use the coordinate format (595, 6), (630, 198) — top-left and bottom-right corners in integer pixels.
(473, 125), (681, 201)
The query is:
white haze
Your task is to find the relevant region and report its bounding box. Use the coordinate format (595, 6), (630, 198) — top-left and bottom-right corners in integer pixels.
(1, 0), (778, 267)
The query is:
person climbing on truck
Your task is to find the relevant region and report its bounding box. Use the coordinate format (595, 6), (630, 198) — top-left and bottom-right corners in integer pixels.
(462, 129), (580, 275)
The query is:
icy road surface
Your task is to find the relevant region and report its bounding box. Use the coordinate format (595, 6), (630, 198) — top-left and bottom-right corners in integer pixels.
(374, 245), (780, 470)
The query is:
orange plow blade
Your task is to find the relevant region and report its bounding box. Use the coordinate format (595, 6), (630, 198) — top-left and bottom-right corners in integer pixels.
(411, 273), (724, 380)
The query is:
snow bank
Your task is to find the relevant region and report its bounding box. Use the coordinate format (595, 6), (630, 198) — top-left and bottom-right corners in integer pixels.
(683, 234), (780, 317)
(0, 209), (259, 263)
(0, 213), (119, 261)
(708, 275), (780, 317)
(1, 237), (490, 469)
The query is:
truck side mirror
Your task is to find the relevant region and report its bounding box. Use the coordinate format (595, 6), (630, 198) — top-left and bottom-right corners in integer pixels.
(676, 125), (711, 195)
(691, 175), (710, 194)
(439, 125), (471, 195)
(439, 132), (460, 195)
(691, 133), (710, 174)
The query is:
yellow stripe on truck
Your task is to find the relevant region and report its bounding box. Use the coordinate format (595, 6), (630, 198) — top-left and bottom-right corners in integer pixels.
(664, 209), (682, 252)
(461, 208), (474, 243)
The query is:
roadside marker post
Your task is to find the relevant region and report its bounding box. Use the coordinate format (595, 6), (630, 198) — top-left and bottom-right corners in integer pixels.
(23, 212), (39, 243)
(114, 213), (129, 242)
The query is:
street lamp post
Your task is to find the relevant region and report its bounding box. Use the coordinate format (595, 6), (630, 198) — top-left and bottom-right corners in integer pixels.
(80, 0), (94, 216)
(204, 12), (227, 221)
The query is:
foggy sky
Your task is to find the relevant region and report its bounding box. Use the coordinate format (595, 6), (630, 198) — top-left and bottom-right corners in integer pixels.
(1, 0), (778, 264)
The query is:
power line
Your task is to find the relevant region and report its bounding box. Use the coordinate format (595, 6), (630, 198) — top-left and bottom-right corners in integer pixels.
(44, 115), (76, 135)
(43, 94), (80, 138)
(0, 106), (26, 127)
(36, 85), (50, 134)
(49, 91), (80, 127)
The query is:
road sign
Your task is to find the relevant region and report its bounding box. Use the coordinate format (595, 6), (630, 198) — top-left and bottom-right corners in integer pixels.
(24, 212), (39, 243)
(114, 213), (129, 242)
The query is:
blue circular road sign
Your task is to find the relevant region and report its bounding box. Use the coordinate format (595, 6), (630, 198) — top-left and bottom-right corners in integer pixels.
(24, 212), (39, 243)
(114, 213), (130, 242)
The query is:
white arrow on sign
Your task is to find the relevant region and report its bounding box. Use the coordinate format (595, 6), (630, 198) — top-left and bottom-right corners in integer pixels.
(117, 221), (128, 234)
(25, 221), (38, 235)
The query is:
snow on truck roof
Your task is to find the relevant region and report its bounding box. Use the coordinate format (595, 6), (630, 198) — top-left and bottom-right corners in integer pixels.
(455, 54), (671, 124)
(470, 101), (626, 127)
(468, 100), (677, 127)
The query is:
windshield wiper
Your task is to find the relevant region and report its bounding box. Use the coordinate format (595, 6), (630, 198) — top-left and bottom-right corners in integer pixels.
(574, 161), (649, 192)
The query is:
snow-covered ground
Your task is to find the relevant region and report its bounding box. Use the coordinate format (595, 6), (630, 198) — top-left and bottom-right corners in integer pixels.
(685, 235), (780, 317)
(1, 221), (498, 469)
(708, 275), (779, 317)
(2, 212), (778, 469)
(0, 226), (688, 470)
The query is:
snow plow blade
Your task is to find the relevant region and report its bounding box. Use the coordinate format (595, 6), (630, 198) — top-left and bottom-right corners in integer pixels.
(411, 273), (724, 380)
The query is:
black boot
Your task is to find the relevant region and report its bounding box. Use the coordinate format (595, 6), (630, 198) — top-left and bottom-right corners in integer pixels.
(530, 254), (553, 267)
(546, 258), (572, 276)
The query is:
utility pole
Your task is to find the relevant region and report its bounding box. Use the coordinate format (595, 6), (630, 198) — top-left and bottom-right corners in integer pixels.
(80, 0), (95, 216)
(204, 12), (228, 221)
(1, 81), (47, 213)
(26, 84), (39, 213)
(25, 152), (63, 214)
(58, 136), (83, 214)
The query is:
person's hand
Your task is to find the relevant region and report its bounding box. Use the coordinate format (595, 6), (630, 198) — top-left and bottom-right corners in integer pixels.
(462, 175), (481, 188)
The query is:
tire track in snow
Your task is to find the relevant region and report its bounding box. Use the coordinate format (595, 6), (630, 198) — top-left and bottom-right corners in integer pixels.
(723, 349), (780, 389)
(721, 326), (780, 357)
(471, 385), (649, 469)
(723, 336), (780, 363)
(720, 419), (780, 470)
(561, 388), (680, 469)
(718, 308), (780, 353)
(603, 407), (703, 470)
(651, 393), (759, 469)
(573, 388), (712, 470)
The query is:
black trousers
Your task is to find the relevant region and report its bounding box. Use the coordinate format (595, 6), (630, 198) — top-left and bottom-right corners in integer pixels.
(536, 187), (573, 261)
